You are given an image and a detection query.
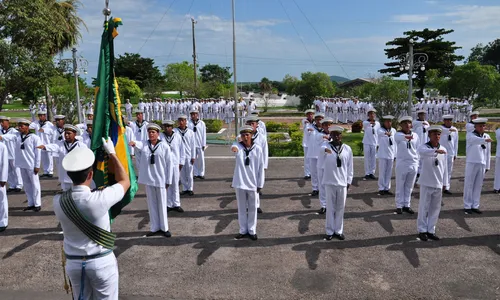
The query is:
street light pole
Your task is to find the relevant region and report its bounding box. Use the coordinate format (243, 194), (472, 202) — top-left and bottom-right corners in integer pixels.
(191, 18), (197, 91)
(72, 48), (82, 123)
(399, 38), (428, 117)
(232, 0), (238, 137)
(59, 49), (88, 124)
(407, 42), (414, 116)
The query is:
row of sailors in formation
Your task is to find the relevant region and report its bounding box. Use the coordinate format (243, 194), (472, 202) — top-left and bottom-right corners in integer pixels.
(0, 108), (269, 235)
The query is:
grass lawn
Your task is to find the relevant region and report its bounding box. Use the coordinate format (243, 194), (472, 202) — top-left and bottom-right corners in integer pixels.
(1, 101), (28, 111)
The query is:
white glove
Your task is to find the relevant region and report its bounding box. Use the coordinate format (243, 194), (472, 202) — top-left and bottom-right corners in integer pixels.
(102, 137), (116, 154)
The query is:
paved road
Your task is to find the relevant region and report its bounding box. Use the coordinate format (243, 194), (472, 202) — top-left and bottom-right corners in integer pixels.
(1, 154), (500, 299)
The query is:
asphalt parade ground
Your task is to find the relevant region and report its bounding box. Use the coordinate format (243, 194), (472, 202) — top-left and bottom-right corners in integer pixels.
(1, 145), (499, 299)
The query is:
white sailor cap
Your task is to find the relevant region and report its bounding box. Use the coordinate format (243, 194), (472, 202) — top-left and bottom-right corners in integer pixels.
(54, 115), (65, 120)
(245, 116), (260, 123)
(469, 111), (479, 117)
(37, 110), (47, 115)
(189, 109), (199, 114)
(382, 115), (395, 120)
(314, 113), (325, 118)
(85, 120), (93, 126)
(320, 117), (334, 124)
(305, 109), (315, 114)
(86, 109), (93, 115)
(428, 125), (442, 133)
(147, 123), (161, 132)
(417, 109), (426, 114)
(239, 125), (253, 134)
(162, 120), (175, 126)
(62, 147), (95, 172)
(64, 124), (80, 135)
(398, 116), (413, 123)
(472, 118), (488, 124)
(0, 115), (10, 121)
(17, 118), (32, 125)
(442, 114), (454, 120)
(134, 109), (144, 114)
(177, 114), (188, 120)
(367, 108), (377, 113)
(328, 125), (344, 133)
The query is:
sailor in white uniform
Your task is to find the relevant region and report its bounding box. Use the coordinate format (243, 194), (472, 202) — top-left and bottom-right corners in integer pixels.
(416, 125), (448, 241)
(322, 125), (353, 240)
(394, 116), (419, 215)
(161, 120), (185, 212)
(54, 143), (130, 300)
(463, 118), (492, 214)
(377, 115), (397, 196)
(301, 109), (315, 179)
(128, 109), (148, 171)
(130, 123), (174, 237)
(494, 126), (500, 193)
(231, 126), (265, 241)
(176, 115), (196, 196)
(413, 110), (429, 177)
(0, 119), (42, 211)
(0, 141), (8, 232)
(81, 120), (93, 148)
(30, 110), (55, 177)
(306, 113), (325, 196)
(316, 117), (334, 214)
(188, 110), (207, 179)
(362, 109), (380, 180)
(440, 115), (459, 195)
(0, 116), (23, 192)
(465, 111), (479, 133)
(125, 99), (133, 120)
(246, 116), (269, 213)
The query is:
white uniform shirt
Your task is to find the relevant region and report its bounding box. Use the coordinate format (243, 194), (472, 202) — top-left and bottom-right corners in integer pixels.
(52, 126), (66, 157)
(440, 125), (459, 157)
(251, 130), (269, 169)
(1, 132), (42, 169)
(125, 102), (133, 112)
(394, 131), (419, 166)
(175, 127), (196, 161)
(377, 126), (397, 160)
(129, 120), (149, 142)
(134, 140), (174, 187)
(54, 184), (125, 256)
(362, 120), (380, 146)
(466, 131), (491, 169)
(0, 127), (18, 160)
(124, 125), (135, 156)
(0, 142), (8, 182)
(306, 125), (323, 159)
(496, 129), (500, 158)
(465, 122), (475, 133)
(301, 118), (313, 147)
(30, 120), (54, 144)
(188, 119), (207, 149)
(231, 142), (265, 191)
(44, 140), (88, 184)
(321, 143), (354, 187)
(161, 131), (185, 166)
(413, 120), (429, 146)
(417, 143), (448, 188)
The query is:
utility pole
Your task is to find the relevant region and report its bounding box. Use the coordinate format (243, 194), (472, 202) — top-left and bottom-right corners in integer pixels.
(191, 17), (197, 91)
(232, 0), (238, 137)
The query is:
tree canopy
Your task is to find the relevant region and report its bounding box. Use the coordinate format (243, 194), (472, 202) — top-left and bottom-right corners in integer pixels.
(164, 61), (196, 97)
(115, 53), (164, 90)
(199, 64), (232, 85)
(467, 39), (500, 72)
(116, 77), (142, 101)
(285, 72), (335, 110)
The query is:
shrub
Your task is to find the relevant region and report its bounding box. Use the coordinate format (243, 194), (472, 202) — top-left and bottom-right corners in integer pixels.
(288, 122), (301, 135)
(266, 121), (289, 132)
(205, 119), (223, 133)
(351, 120), (363, 133)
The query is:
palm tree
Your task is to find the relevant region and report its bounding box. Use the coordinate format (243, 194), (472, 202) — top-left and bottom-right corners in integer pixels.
(259, 77), (272, 94)
(47, 0), (86, 55)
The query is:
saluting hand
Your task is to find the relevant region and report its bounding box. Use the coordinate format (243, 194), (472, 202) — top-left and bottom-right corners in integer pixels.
(0, 181), (5, 187)
(37, 145), (46, 150)
(38, 129), (44, 133)
(231, 146), (238, 153)
(485, 138), (493, 143)
(34, 168), (39, 175)
(325, 148), (332, 154)
(436, 149), (446, 154)
(128, 141), (136, 147)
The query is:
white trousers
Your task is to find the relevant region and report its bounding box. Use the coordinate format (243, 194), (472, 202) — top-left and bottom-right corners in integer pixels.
(445, 155), (454, 190)
(66, 252), (119, 300)
(309, 158), (319, 191)
(378, 158), (393, 191)
(317, 166), (326, 208)
(303, 147), (310, 176)
(8, 159), (23, 189)
(146, 185), (169, 232)
(20, 168), (41, 207)
(463, 162), (485, 209)
(194, 147), (205, 177)
(395, 163), (417, 208)
(41, 151), (53, 174)
(167, 166), (181, 208)
(0, 186), (7, 227)
(417, 185), (442, 234)
(180, 159), (194, 192)
(126, 110), (132, 120)
(325, 185), (347, 235)
(363, 144), (377, 176)
(494, 157), (500, 190)
(236, 188), (258, 235)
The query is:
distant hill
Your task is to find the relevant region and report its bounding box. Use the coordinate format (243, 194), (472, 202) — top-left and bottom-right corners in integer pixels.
(330, 75), (350, 83)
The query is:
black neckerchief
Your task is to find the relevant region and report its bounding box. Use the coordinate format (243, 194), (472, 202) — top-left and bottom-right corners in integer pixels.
(329, 142), (344, 167)
(39, 120), (46, 128)
(473, 130), (487, 149)
(426, 142), (441, 166)
(57, 127), (64, 140)
(64, 141), (78, 153)
(417, 120), (427, 133)
(1, 128), (11, 135)
(148, 140), (162, 164)
(400, 130), (413, 149)
(443, 125), (453, 141)
(20, 133), (31, 150)
(367, 119), (375, 134)
(239, 141), (255, 166)
(178, 127), (188, 141)
(164, 132), (175, 145)
(313, 124), (322, 132)
(192, 120), (199, 133)
(383, 126), (393, 145)
(252, 131), (259, 141)
(136, 121), (144, 133)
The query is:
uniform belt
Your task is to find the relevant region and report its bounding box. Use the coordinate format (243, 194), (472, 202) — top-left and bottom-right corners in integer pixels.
(65, 249), (112, 260)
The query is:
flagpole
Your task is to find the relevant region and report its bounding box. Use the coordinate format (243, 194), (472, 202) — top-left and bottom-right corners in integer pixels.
(103, 0), (111, 21)
(232, 0), (238, 138)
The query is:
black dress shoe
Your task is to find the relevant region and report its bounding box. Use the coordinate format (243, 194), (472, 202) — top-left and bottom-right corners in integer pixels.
(426, 232), (440, 241)
(249, 234), (258, 241)
(0, 226), (6, 232)
(443, 190), (452, 195)
(187, 191), (194, 196)
(174, 206), (184, 213)
(33, 206), (41, 212)
(363, 175), (369, 181)
(145, 231), (161, 237)
(7, 188), (15, 193)
(310, 190), (319, 196)
(180, 191), (188, 195)
(257, 207), (263, 214)
(234, 233), (247, 240)
(418, 232), (428, 241)
(494, 190), (500, 194)
(334, 233), (345, 240)
(471, 208), (483, 214)
(464, 209), (473, 214)
(47, 174), (53, 178)
(317, 207), (326, 214)
(396, 208), (403, 214)
(14, 188), (21, 192)
(304, 175), (311, 180)
(385, 190), (394, 196)
(324, 235), (333, 241)
(416, 173), (420, 179)
(198, 176), (205, 180)
(23, 206), (35, 211)
(167, 207), (173, 212)
(369, 174), (377, 180)
(163, 231), (172, 238)
(39, 174), (47, 178)
(402, 207), (415, 214)
(377, 190), (386, 196)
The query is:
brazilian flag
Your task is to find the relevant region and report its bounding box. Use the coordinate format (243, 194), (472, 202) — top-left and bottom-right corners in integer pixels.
(91, 17), (138, 220)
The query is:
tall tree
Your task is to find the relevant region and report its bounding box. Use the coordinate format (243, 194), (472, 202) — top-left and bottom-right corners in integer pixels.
(199, 64), (232, 85)
(379, 28), (463, 98)
(369, 77), (409, 120)
(467, 39), (500, 72)
(287, 72), (335, 110)
(116, 77), (142, 101)
(259, 77), (272, 93)
(115, 53), (164, 89)
(164, 61), (196, 97)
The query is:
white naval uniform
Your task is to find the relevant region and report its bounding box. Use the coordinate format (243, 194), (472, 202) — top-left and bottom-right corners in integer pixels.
(162, 132), (185, 208)
(134, 140), (174, 233)
(413, 119), (429, 174)
(54, 184), (125, 300)
(306, 125), (323, 192)
(416, 143), (448, 234)
(231, 142), (265, 235)
(43, 140), (88, 191)
(124, 125), (135, 156)
(0, 127), (23, 190)
(440, 125), (459, 190)
(377, 126), (396, 192)
(0, 142), (8, 228)
(317, 139), (330, 208)
(188, 119), (207, 177)
(394, 131), (419, 209)
(465, 122), (475, 134)
(30, 120), (55, 175)
(362, 120), (380, 176)
(321, 142), (353, 235)
(464, 131), (491, 209)
(1, 132), (42, 207)
(495, 129), (500, 191)
(175, 127), (196, 192)
(129, 120), (149, 170)
(301, 118), (312, 177)
(125, 102), (133, 120)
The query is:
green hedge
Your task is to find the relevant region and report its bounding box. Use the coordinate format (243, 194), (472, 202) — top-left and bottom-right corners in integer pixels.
(205, 119), (224, 133)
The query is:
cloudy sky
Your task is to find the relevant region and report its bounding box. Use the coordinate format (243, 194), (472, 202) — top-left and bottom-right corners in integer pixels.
(69, 0), (500, 83)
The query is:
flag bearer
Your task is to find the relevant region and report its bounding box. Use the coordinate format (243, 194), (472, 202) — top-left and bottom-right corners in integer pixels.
(362, 108), (380, 180)
(231, 126), (265, 241)
(189, 110), (207, 179)
(161, 120), (185, 212)
(0, 141), (8, 232)
(322, 125), (353, 241)
(377, 115), (397, 196)
(130, 123), (174, 237)
(440, 115), (459, 195)
(416, 125), (448, 241)
(0, 116), (23, 193)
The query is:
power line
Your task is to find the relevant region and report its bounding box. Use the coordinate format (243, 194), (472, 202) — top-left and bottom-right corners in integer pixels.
(164, 0), (195, 66)
(292, 0), (351, 79)
(137, 0), (177, 54)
